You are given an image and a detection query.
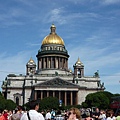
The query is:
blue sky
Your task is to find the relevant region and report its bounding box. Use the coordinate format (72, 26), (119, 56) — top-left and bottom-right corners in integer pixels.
(0, 0), (120, 94)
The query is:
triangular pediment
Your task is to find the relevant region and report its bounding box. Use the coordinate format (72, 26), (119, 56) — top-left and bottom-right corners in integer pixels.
(34, 77), (80, 88)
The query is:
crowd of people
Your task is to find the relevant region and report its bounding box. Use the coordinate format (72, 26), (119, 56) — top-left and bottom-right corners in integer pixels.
(81, 108), (120, 120)
(0, 100), (120, 120)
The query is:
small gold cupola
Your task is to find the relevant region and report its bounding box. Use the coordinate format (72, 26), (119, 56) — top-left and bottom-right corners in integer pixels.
(75, 57), (84, 66)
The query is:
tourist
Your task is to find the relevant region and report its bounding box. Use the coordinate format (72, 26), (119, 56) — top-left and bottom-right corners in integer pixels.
(45, 110), (51, 120)
(17, 106), (23, 118)
(3, 110), (8, 120)
(64, 110), (69, 120)
(41, 110), (46, 118)
(67, 107), (81, 120)
(98, 110), (106, 120)
(20, 100), (44, 120)
(116, 111), (120, 120)
(54, 110), (64, 120)
(0, 110), (5, 120)
(51, 109), (55, 120)
(92, 108), (100, 120)
(7, 110), (13, 120)
(106, 109), (116, 120)
(11, 108), (20, 120)
(85, 112), (93, 120)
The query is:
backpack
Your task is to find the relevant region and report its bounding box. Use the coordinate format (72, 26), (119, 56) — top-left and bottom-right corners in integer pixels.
(11, 113), (20, 120)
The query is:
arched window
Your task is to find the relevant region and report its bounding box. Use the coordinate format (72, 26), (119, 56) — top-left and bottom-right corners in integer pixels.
(13, 93), (21, 105)
(16, 96), (19, 105)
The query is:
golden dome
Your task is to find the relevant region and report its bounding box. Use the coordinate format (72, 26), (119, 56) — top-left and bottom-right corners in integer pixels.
(42, 24), (64, 45)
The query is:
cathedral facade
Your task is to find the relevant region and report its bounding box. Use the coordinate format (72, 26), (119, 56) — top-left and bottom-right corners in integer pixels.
(1, 24), (105, 106)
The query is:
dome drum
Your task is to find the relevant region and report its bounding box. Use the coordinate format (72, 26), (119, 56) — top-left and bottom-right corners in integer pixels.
(36, 50), (69, 58)
(37, 43), (69, 58)
(41, 44), (65, 51)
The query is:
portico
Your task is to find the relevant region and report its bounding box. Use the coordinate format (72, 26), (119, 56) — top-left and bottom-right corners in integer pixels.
(33, 77), (79, 106)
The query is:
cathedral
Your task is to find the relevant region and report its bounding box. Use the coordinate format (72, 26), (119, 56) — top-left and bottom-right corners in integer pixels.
(1, 24), (105, 106)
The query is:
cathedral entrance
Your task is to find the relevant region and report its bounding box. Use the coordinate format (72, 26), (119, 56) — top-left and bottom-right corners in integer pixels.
(36, 90), (78, 106)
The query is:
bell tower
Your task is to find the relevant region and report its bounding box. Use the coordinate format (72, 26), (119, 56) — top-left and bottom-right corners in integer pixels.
(73, 57), (84, 78)
(26, 57), (36, 75)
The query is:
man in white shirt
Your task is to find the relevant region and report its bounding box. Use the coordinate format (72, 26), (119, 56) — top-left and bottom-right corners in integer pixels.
(45, 110), (51, 120)
(20, 100), (44, 120)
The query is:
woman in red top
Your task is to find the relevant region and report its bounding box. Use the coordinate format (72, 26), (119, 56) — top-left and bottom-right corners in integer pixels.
(0, 110), (5, 120)
(3, 110), (8, 120)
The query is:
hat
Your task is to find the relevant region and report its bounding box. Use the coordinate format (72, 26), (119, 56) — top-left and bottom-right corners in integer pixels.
(86, 112), (90, 117)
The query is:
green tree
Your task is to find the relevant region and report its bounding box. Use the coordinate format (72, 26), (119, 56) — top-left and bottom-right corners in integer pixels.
(5, 99), (17, 110)
(39, 97), (59, 110)
(102, 91), (113, 100)
(113, 93), (120, 97)
(0, 91), (17, 110)
(0, 91), (6, 110)
(0, 96), (6, 110)
(0, 91), (3, 96)
(82, 92), (110, 109)
(101, 91), (114, 107)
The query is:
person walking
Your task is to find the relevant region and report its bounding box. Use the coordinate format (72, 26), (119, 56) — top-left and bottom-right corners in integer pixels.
(51, 109), (55, 120)
(20, 100), (44, 120)
(11, 108), (20, 120)
(0, 110), (5, 120)
(67, 107), (81, 120)
(92, 108), (100, 120)
(45, 110), (51, 120)
(116, 111), (120, 120)
(85, 112), (93, 120)
(99, 110), (106, 120)
(106, 109), (116, 120)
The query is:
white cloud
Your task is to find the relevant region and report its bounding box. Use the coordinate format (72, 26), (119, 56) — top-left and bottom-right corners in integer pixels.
(68, 0), (120, 5)
(13, 0), (36, 7)
(101, 0), (120, 5)
(43, 7), (101, 25)
(0, 8), (27, 27)
(67, 43), (120, 93)
(43, 8), (67, 25)
(102, 72), (120, 85)
(0, 51), (35, 84)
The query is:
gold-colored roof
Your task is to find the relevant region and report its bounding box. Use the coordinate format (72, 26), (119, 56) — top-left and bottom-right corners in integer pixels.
(42, 24), (64, 45)
(75, 57), (83, 65)
(27, 57), (36, 65)
(29, 59), (34, 63)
